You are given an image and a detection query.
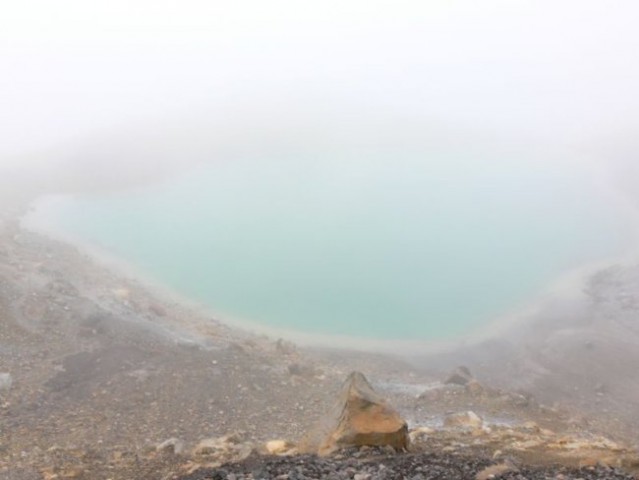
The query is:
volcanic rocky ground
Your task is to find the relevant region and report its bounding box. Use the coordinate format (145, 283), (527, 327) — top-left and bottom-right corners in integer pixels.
(2, 177), (639, 479)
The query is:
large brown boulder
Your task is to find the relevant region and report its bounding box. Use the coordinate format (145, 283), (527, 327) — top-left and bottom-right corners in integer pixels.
(317, 372), (409, 455)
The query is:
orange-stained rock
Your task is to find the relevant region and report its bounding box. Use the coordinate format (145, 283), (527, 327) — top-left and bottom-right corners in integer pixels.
(318, 372), (409, 455)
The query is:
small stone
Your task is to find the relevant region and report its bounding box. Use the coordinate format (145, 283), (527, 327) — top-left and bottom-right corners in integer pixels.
(60, 468), (84, 478)
(444, 366), (474, 385)
(475, 463), (517, 480)
(265, 439), (296, 455)
(275, 338), (297, 355)
(521, 421), (540, 433)
(156, 438), (185, 455)
(354, 473), (372, 480)
(0, 373), (12, 392)
(112, 288), (130, 299)
(194, 438), (226, 455)
(444, 411), (483, 429)
(148, 303), (167, 316)
(465, 380), (484, 396)
(288, 363), (315, 377)
(409, 426), (435, 443)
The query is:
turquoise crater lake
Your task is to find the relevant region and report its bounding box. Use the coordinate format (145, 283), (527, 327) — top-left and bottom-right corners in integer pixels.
(36, 153), (632, 341)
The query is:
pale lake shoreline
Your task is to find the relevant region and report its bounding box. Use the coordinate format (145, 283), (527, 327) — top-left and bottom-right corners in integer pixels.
(17, 158), (639, 357)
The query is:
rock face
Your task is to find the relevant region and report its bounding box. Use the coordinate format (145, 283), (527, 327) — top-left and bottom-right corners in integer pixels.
(475, 462), (517, 480)
(318, 372), (409, 455)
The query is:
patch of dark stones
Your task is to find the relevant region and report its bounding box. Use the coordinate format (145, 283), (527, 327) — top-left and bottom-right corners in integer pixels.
(179, 451), (636, 480)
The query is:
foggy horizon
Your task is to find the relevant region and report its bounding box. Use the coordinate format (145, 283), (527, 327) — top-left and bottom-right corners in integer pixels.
(2, 0), (639, 172)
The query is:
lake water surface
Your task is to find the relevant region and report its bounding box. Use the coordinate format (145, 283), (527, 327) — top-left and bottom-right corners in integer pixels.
(34, 152), (633, 341)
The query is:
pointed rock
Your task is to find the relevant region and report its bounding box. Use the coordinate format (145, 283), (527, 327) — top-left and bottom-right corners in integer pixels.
(318, 372), (408, 455)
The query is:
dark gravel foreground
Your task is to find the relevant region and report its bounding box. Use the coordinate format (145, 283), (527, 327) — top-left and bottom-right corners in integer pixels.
(179, 452), (636, 480)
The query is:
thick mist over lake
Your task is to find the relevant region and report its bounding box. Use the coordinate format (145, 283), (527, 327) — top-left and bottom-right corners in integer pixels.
(4, 0), (639, 344)
(28, 149), (634, 342)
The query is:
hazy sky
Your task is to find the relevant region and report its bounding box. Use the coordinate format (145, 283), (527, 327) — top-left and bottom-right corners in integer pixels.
(2, 0), (639, 163)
